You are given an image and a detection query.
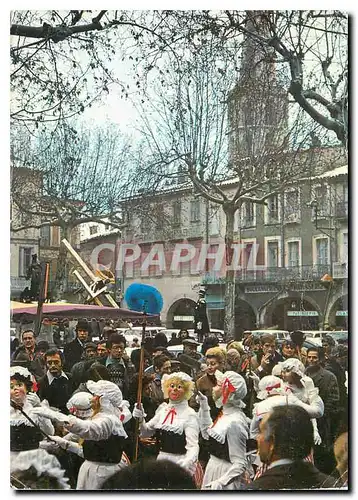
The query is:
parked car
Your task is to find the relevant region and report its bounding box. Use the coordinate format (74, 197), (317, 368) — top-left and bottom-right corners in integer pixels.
(326, 330), (348, 345)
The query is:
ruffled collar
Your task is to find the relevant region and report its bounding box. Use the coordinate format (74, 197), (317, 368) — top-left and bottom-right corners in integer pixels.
(10, 400), (38, 427)
(91, 409), (128, 438)
(155, 400), (192, 435)
(207, 406), (248, 444)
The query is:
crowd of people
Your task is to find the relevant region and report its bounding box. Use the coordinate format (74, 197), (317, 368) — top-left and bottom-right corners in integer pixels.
(10, 320), (349, 490)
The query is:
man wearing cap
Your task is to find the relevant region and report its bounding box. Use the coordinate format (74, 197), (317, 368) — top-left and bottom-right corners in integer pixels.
(178, 338), (204, 378)
(63, 319), (90, 371)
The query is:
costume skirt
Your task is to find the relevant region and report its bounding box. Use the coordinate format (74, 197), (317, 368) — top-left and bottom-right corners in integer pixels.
(202, 454), (251, 490)
(76, 459), (127, 490)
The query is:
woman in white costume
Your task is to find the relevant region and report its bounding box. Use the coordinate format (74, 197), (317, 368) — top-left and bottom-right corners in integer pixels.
(133, 371), (199, 477)
(273, 357), (323, 445)
(197, 371), (252, 490)
(250, 374), (324, 479)
(33, 380), (131, 490)
(10, 366), (54, 462)
(250, 374), (324, 440)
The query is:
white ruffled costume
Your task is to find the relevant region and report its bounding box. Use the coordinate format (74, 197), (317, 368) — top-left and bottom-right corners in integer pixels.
(134, 372), (199, 476)
(11, 448), (70, 490)
(10, 366), (54, 464)
(272, 358), (324, 444)
(32, 380), (131, 490)
(198, 371), (252, 490)
(250, 374), (324, 440)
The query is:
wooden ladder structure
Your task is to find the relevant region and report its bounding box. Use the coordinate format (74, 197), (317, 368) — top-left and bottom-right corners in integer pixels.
(62, 238), (119, 308)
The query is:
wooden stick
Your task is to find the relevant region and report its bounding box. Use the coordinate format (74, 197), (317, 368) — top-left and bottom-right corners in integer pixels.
(133, 314), (147, 462)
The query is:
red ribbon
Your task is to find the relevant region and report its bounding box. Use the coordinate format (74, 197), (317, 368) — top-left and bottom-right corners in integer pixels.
(32, 381), (38, 393)
(266, 382), (281, 393)
(162, 407), (177, 425)
(222, 378), (236, 405)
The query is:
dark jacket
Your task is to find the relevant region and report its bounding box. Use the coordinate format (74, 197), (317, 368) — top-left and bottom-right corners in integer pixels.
(99, 356), (136, 399)
(37, 372), (73, 414)
(63, 338), (85, 371)
(12, 346), (45, 381)
(251, 350), (284, 379)
(305, 365), (340, 446)
(245, 462), (337, 490)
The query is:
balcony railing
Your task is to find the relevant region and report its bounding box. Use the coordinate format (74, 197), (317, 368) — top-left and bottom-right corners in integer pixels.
(336, 201), (348, 218)
(202, 265), (332, 284)
(332, 262), (348, 279)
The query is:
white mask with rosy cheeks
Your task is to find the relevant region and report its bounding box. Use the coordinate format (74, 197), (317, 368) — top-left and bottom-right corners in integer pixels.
(10, 379), (27, 406)
(168, 382), (186, 403)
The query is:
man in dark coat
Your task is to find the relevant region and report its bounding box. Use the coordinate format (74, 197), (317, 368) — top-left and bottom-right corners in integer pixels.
(63, 319), (90, 371)
(305, 346), (340, 475)
(245, 405), (337, 490)
(37, 348), (73, 414)
(193, 289), (210, 343)
(12, 330), (44, 380)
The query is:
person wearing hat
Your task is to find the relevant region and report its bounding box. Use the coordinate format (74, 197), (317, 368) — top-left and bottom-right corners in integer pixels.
(178, 338), (204, 378)
(10, 366), (55, 466)
(273, 358), (324, 446)
(32, 380), (132, 490)
(196, 371), (252, 490)
(63, 319), (90, 371)
(249, 373), (324, 481)
(133, 371), (200, 480)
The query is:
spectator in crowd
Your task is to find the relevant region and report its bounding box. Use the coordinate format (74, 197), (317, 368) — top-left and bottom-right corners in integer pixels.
(70, 342), (98, 391)
(322, 336), (348, 436)
(101, 458), (197, 490)
(63, 320), (90, 371)
(153, 331), (169, 350)
(245, 405), (336, 490)
(96, 340), (108, 359)
(12, 330), (44, 380)
(99, 333), (136, 398)
(251, 334), (283, 379)
(179, 339), (203, 378)
(150, 355), (171, 405)
(201, 335), (219, 356)
(305, 346), (340, 474)
(280, 338), (298, 360)
(37, 349), (73, 414)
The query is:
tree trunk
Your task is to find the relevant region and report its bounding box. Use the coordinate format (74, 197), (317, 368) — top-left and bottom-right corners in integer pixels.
(223, 208), (236, 340)
(53, 226), (72, 301)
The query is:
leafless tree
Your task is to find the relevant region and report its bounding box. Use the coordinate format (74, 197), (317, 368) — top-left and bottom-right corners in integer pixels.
(130, 31), (346, 337)
(11, 122), (131, 298)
